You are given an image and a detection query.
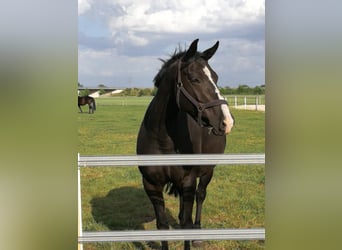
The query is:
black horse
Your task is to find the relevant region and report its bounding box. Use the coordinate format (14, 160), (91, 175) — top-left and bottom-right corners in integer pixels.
(136, 39), (234, 250)
(78, 95), (96, 114)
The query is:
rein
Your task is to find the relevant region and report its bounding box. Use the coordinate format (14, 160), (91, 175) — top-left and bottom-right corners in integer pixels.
(176, 60), (228, 127)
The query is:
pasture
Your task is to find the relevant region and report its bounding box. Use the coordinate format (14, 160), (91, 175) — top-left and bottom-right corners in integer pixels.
(78, 97), (265, 250)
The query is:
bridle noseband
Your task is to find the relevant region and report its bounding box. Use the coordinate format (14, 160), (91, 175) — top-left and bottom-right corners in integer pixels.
(176, 60), (228, 127)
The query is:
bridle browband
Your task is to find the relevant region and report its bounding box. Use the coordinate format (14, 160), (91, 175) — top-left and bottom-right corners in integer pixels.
(176, 59), (228, 127)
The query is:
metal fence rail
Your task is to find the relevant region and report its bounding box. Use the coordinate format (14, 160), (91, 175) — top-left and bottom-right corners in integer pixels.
(79, 228), (265, 243)
(78, 153), (265, 246)
(78, 153), (265, 167)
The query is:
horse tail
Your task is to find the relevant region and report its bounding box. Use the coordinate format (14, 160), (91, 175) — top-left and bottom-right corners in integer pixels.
(165, 182), (179, 197)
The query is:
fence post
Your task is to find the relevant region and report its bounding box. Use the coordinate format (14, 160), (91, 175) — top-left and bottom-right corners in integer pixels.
(78, 153), (83, 250)
(244, 96), (247, 110)
(234, 96), (237, 108)
(255, 96), (258, 111)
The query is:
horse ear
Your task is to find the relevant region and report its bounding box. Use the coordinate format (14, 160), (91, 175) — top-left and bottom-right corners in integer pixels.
(202, 41), (219, 60)
(182, 39), (199, 62)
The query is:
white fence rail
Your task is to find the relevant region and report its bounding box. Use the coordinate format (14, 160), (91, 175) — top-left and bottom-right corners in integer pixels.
(80, 228), (265, 243)
(226, 95), (265, 111)
(78, 154), (265, 167)
(78, 153), (265, 246)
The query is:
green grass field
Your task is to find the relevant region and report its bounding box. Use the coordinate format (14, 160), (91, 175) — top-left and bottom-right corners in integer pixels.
(78, 97), (265, 250)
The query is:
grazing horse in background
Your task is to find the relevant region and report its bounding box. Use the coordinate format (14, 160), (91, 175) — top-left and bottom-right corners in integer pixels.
(78, 95), (96, 114)
(136, 39), (234, 250)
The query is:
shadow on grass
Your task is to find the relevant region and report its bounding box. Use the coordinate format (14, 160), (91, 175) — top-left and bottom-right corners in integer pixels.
(91, 186), (179, 249)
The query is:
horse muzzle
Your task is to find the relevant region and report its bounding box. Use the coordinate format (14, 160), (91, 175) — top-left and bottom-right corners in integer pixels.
(223, 118), (234, 134)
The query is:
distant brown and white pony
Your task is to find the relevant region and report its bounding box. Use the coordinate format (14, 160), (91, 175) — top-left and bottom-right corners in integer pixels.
(78, 95), (96, 114)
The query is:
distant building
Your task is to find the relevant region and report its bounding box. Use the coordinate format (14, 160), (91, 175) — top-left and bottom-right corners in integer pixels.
(78, 87), (124, 97)
(89, 91), (100, 98)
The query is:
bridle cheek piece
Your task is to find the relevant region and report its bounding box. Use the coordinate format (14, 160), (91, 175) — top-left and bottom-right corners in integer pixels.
(176, 60), (228, 128)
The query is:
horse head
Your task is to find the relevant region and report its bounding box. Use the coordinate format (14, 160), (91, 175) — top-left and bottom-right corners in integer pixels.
(175, 39), (234, 135)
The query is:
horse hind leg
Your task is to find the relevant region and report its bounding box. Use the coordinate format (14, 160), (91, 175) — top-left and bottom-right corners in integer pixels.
(89, 102), (95, 114)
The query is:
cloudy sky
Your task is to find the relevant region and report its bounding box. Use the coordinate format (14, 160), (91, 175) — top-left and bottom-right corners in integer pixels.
(78, 0), (264, 88)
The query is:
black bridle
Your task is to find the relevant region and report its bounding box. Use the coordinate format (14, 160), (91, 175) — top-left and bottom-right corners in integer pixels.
(176, 59), (228, 127)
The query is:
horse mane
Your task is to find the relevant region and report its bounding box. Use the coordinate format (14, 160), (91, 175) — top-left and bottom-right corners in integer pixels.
(153, 44), (206, 88)
(153, 47), (186, 88)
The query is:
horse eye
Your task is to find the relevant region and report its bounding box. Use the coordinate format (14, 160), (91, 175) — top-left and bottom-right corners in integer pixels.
(185, 71), (200, 84)
(188, 76), (200, 83)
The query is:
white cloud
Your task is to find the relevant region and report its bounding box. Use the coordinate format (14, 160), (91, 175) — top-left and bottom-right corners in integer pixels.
(78, 0), (93, 15)
(78, 47), (160, 86)
(107, 0), (264, 45)
(128, 33), (148, 46)
(78, 0), (265, 87)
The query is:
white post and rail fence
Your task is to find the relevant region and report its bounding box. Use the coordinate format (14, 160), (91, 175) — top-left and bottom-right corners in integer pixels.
(94, 95), (265, 111)
(226, 95), (265, 111)
(78, 153), (265, 248)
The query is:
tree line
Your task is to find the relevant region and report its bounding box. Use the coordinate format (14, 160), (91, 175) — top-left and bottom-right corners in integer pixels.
(78, 83), (265, 97)
(120, 85), (265, 96)
(219, 84), (265, 95)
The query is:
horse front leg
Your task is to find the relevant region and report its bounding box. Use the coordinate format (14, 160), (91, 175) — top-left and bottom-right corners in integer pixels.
(194, 170), (213, 228)
(192, 169), (214, 247)
(78, 105), (83, 113)
(143, 178), (169, 250)
(179, 176), (196, 250)
(181, 186), (196, 250)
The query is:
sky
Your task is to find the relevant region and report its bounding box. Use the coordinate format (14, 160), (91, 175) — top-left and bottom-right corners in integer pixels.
(78, 0), (264, 88)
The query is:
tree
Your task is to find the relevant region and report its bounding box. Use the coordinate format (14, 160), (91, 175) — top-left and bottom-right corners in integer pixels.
(220, 86), (234, 95)
(151, 87), (158, 96)
(97, 84), (107, 95)
(220, 84), (265, 95)
(138, 88), (152, 97)
(236, 84), (250, 94)
(79, 89), (90, 96)
(253, 86), (262, 95)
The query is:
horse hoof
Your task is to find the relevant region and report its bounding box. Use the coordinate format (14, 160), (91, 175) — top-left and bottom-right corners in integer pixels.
(192, 240), (203, 248)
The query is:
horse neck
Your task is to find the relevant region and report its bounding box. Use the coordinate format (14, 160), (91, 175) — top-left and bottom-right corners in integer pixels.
(145, 82), (178, 131)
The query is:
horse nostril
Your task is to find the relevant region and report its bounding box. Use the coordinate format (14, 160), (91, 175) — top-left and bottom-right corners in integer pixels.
(222, 119), (233, 134)
(221, 120), (227, 130)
